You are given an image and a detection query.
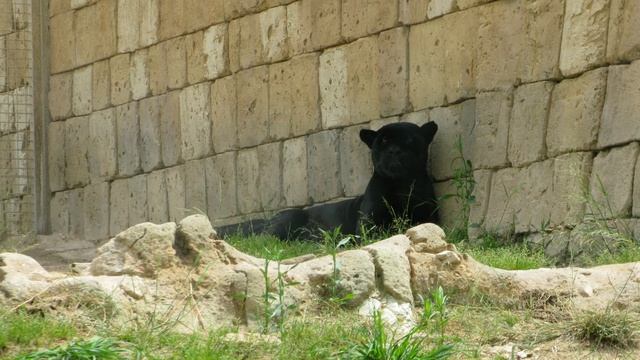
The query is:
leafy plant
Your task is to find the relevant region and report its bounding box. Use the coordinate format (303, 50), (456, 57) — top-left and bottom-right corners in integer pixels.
(441, 136), (476, 243)
(569, 309), (639, 348)
(18, 337), (128, 360)
(320, 227), (355, 305)
(260, 249), (299, 334)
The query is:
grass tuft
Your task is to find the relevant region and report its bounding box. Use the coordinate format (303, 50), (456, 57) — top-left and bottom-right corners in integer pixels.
(569, 310), (639, 348)
(17, 337), (128, 360)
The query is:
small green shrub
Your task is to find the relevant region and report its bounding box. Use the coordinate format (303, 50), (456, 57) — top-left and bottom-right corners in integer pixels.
(17, 337), (128, 360)
(0, 309), (76, 350)
(569, 310), (639, 348)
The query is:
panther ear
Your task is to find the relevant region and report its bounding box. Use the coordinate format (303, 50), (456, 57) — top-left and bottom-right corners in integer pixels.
(359, 129), (378, 148)
(420, 122), (438, 144)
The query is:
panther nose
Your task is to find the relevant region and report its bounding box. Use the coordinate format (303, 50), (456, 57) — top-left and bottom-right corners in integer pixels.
(388, 145), (401, 155)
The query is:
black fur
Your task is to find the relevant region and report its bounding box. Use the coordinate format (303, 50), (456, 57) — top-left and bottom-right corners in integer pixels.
(217, 122), (439, 240)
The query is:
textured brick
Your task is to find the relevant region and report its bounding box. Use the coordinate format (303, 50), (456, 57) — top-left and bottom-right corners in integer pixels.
(50, 12), (75, 73)
(282, 137), (308, 207)
(83, 182), (109, 241)
(160, 91), (182, 166)
(591, 143), (640, 218)
(49, 72), (73, 120)
(50, 0), (71, 17)
(399, 0), (428, 25)
(472, 90), (511, 169)
(165, 165), (186, 222)
(74, 0), (117, 66)
(211, 76), (237, 153)
(88, 109), (117, 181)
(139, 96), (163, 172)
(547, 68), (607, 157)
(371, 116), (400, 130)
(608, 0), (640, 63)
(128, 174), (148, 226)
(71, 0), (96, 9)
(551, 152), (593, 227)
(158, 0), (185, 40)
(205, 152), (237, 219)
(427, 0), (457, 19)
(72, 66), (92, 116)
(410, 9), (478, 108)
(286, 0), (341, 55)
(165, 37), (188, 90)
(237, 149), (261, 214)
(92, 60), (111, 110)
(342, 0), (397, 40)
(340, 125), (373, 197)
(186, 31), (206, 85)
(434, 180), (463, 230)
(64, 116), (90, 188)
(67, 188), (85, 238)
(5, 31), (30, 90)
(184, 0), (224, 32)
(378, 27), (409, 117)
(50, 191), (69, 234)
(269, 54), (320, 139)
(130, 49), (150, 100)
(147, 171), (168, 224)
(560, 0), (610, 76)
(148, 43), (167, 95)
(180, 83), (211, 160)
(109, 178), (128, 235)
(468, 169), (492, 230)
(0, 37), (6, 92)
(110, 53), (131, 106)
(308, 130), (341, 202)
(237, 66), (268, 147)
(634, 154), (640, 217)
(203, 23), (229, 80)
(457, 0), (495, 9)
(116, 102), (141, 177)
(140, 0), (159, 47)
(508, 81), (553, 167)
(184, 159), (207, 213)
(599, 61), (640, 148)
(224, 0), (268, 20)
(48, 122), (66, 192)
(117, 0), (140, 52)
(257, 142), (283, 210)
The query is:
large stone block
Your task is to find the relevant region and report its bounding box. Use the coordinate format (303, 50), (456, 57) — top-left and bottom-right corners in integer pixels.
(184, 0), (224, 33)
(378, 27), (409, 117)
(165, 165), (186, 222)
(429, 100), (476, 181)
(92, 60), (111, 110)
(342, 0), (397, 40)
(184, 159), (207, 213)
(64, 116), (90, 188)
(71, 0), (97, 9)
(308, 130), (341, 202)
(67, 188), (85, 238)
(147, 43), (167, 96)
(508, 81), (553, 167)
(598, 61), (640, 148)
(116, 102), (141, 177)
(48, 122), (66, 192)
(427, 0), (457, 19)
(468, 169), (492, 230)
(237, 149), (261, 214)
(109, 178), (128, 235)
(180, 83), (211, 160)
(283, 137), (308, 207)
(224, 0), (268, 19)
(110, 53), (131, 106)
(551, 152), (593, 227)
(72, 66), (92, 116)
(50, 191), (69, 234)
(74, 0), (117, 66)
(160, 91), (182, 166)
(434, 180), (464, 230)
(83, 182), (109, 241)
(130, 49), (150, 101)
(139, 96), (162, 172)
(203, 23), (229, 80)
(49, 72), (73, 120)
(472, 90), (511, 169)
(286, 0), (341, 55)
(211, 76), (237, 153)
(165, 36), (188, 90)
(5, 31), (30, 90)
(147, 170), (168, 224)
(590, 143), (640, 218)
(257, 142), (283, 210)
(635, 154), (640, 217)
(608, 0), (640, 63)
(117, 0), (140, 52)
(269, 53), (320, 139)
(158, 0), (185, 40)
(186, 31), (206, 85)
(476, 0), (563, 90)
(340, 125), (372, 197)
(50, 12), (75, 73)
(399, 0), (428, 25)
(0, 37), (5, 92)
(237, 66), (268, 147)
(410, 9), (478, 109)
(50, 0), (71, 17)
(560, 0), (610, 76)
(205, 152), (238, 219)
(140, 0), (159, 47)
(547, 68), (607, 157)
(128, 174), (148, 226)
(88, 109), (117, 182)
(457, 0), (495, 9)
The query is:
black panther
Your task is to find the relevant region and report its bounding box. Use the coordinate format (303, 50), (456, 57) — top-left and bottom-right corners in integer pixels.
(217, 121), (439, 240)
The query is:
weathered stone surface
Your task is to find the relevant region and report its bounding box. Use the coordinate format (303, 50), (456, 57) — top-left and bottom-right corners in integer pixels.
(560, 0), (610, 76)
(184, 159), (207, 213)
(67, 188), (85, 238)
(110, 53), (131, 106)
(372, 116), (400, 130)
(237, 149), (261, 214)
(205, 152), (238, 219)
(186, 31), (206, 85)
(71, 0), (96, 9)
(116, 102), (140, 177)
(434, 180), (464, 229)
(607, 0), (640, 63)
(365, 235), (413, 303)
(237, 66), (268, 147)
(72, 66), (92, 116)
(48, 122), (66, 192)
(0, 253), (53, 302)
(378, 27), (408, 117)
(92, 60), (111, 110)
(224, 0), (268, 19)
(286, 0), (341, 55)
(269, 54), (320, 139)
(283, 137), (308, 207)
(551, 152), (593, 227)
(308, 130), (341, 202)
(165, 165), (186, 222)
(50, 191), (69, 234)
(49, 0), (71, 16)
(203, 23), (228, 80)
(147, 171), (168, 224)
(635, 154), (640, 218)
(184, 0), (225, 33)
(50, 12), (75, 73)
(399, 0), (428, 24)
(429, 100), (476, 181)
(468, 170), (492, 232)
(472, 90), (511, 169)
(165, 37), (187, 90)
(211, 76), (237, 153)
(590, 143), (640, 218)
(508, 81), (553, 167)
(117, 0), (140, 52)
(140, 0), (159, 47)
(64, 116), (90, 187)
(598, 61), (640, 148)
(410, 9), (478, 108)
(476, 0), (563, 90)
(147, 43), (167, 95)
(139, 97), (162, 172)
(88, 109), (117, 181)
(257, 142), (283, 211)
(83, 182), (109, 241)
(547, 68), (607, 157)
(74, 0), (117, 66)
(175, 215), (217, 255)
(109, 178), (129, 235)
(342, 0), (397, 40)
(160, 91), (182, 167)
(158, 0), (185, 40)
(427, 0), (457, 19)
(49, 73), (73, 120)
(340, 125), (372, 197)
(130, 49), (150, 100)
(457, 0), (495, 9)
(406, 223), (447, 249)
(180, 83), (211, 160)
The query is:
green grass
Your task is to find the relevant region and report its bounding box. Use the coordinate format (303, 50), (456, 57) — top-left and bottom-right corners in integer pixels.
(569, 310), (639, 348)
(224, 233), (322, 260)
(17, 337), (128, 360)
(0, 310), (77, 357)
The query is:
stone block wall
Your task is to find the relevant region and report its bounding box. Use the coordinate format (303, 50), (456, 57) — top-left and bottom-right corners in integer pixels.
(45, 0), (640, 246)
